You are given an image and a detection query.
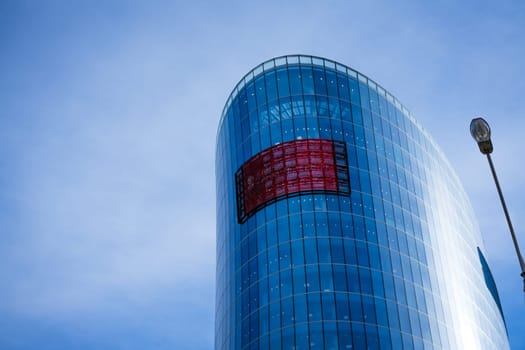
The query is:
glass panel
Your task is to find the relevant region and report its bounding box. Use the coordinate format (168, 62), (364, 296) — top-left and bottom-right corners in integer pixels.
(276, 68), (290, 97)
(301, 65), (315, 94)
(265, 71), (278, 102)
(255, 75), (267, 107)
(325, 69), (338, 98)
(288, 66), (303, 96)
(313, 67), (327, 96)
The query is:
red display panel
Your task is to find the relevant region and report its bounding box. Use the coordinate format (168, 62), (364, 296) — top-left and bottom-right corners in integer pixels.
(236, 139), (350, 223)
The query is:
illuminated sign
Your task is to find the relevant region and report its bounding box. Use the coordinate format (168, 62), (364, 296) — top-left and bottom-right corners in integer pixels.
(235, 139), (350, 223)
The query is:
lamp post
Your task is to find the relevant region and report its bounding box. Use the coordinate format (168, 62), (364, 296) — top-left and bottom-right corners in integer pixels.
(470, 117), (525, 292)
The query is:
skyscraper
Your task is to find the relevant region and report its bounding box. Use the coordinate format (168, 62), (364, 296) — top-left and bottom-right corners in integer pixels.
(215, 55), (509, 349)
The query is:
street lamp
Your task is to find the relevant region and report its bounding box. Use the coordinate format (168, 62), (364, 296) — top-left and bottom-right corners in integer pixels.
(470, 117), (525, 292)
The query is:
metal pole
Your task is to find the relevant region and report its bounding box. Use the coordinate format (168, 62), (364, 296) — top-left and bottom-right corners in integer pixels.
(486, 153), (525, 291)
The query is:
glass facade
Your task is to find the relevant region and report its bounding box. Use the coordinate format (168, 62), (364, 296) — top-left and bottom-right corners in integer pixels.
(215, 55), (509, 349)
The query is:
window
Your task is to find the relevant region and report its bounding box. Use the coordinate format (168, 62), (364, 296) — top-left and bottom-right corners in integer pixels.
(236, 139), (350, 222)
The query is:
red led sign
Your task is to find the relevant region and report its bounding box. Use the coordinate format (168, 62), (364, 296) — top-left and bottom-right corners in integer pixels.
(236, 139), (350, 223)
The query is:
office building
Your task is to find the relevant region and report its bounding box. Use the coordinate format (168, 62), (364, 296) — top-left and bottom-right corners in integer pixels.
(215, 55), (509, 349)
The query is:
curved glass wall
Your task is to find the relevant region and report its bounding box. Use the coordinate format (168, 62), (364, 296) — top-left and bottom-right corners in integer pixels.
(215, 55), (509, 349)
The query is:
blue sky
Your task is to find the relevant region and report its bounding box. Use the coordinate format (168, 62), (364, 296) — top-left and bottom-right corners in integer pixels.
(1, 1), (524, 349)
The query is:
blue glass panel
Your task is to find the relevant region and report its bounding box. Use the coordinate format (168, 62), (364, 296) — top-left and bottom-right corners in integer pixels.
(294, 117), (307, 139)
(282, 298), (294, 327)
(344, 239), (357, 266)
(301, 213), (314, 238)
(291, 240), (304, 266)
(359, 82), (370, 110)
(308, 293), (322, 321)
(394, 276), (407, 305)
(255, 76), (266, 107)
(322, 293), (337, 321)
(419, 312), (432, 342)
(351, 322), (366, 349)
(348, 77), (360, 105)
(304, 238), (319, 265)
(329, 97), (341, 120)
(268, 246), (279, 275)
(276, 68), (289, 97)
(270, 330), (281, 350)
(371, 269), (385, 298)
(398, 304), (411, 334)
(326, 70), (338, 98)
(337, 321), (352, 349)
(333, 265), (347, 292)
(337, 73), (350, 101)
(414, 285), (426, 313)
(409, 308), (422, 339)
(341, 214), (353, 238)
(289, 214), (302, 240)
(309, 321), (324, 349)
(365, 324), (380, 350)
(306, 264), (320, 292)
(354, 125), (366, 149)
(277, 217), (290, 243)
(259, 277), (269, 306)
(258, 247), (268, 278)
(369, 86), (379, 115)
(378, 93), (388, 117)
(250, 310), (259, 341)
(324, 321), (339, 348)
(330, 238), (344, 264)
(295, 323), (309, 349)
(355, 233), (369, 264)
(319, 117), (331, 139)
(387, 330), (402, 349)
(259, 125), (270, 149)
(288, 66), (303, 96)
(279, 243), (291, 272)
(270, 122), (282, 145)
(285, 196), (298, 214)
(293, 266), (306, 294)
(318, 238), (331, 264)
(268, 99), (281, 123)
(313, 67), (327, 96)
(269, 300), (281, 331)
(319, 264), (334, 292)
(246, 81), (257, 112)
(401, 332), (414, 350)
(273, 326), (288, 350)
(303, 96), (316, 119)
(316, 96), (329, 118)
(315, 212), (329, 236)
(301, 195), (314, 212)
(294, 294), (308, 323)
(259, 333), (269, 350)
(350, 107), (364, 134)
(259, 304), (269, 336)
(341, 101), (351, 123)
(300, 66), (314, 94)
(349, 293), (363, 322)
(266, 219), (277, 247)
(378, 327), (392, 349)
(265, 71), (278, 102)
(238, 88), (248, 118)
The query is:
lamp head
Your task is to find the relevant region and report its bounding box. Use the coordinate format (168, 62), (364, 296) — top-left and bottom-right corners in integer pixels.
(470, 117), (493, 154)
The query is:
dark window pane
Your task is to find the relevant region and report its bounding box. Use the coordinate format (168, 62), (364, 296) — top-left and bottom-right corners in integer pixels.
(277, 68), (290, 97)
(265, 71), (278, 102)
(288, 66), (303, 95)
(300, 65), (314, 94)
(313, 67), (327, 96)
